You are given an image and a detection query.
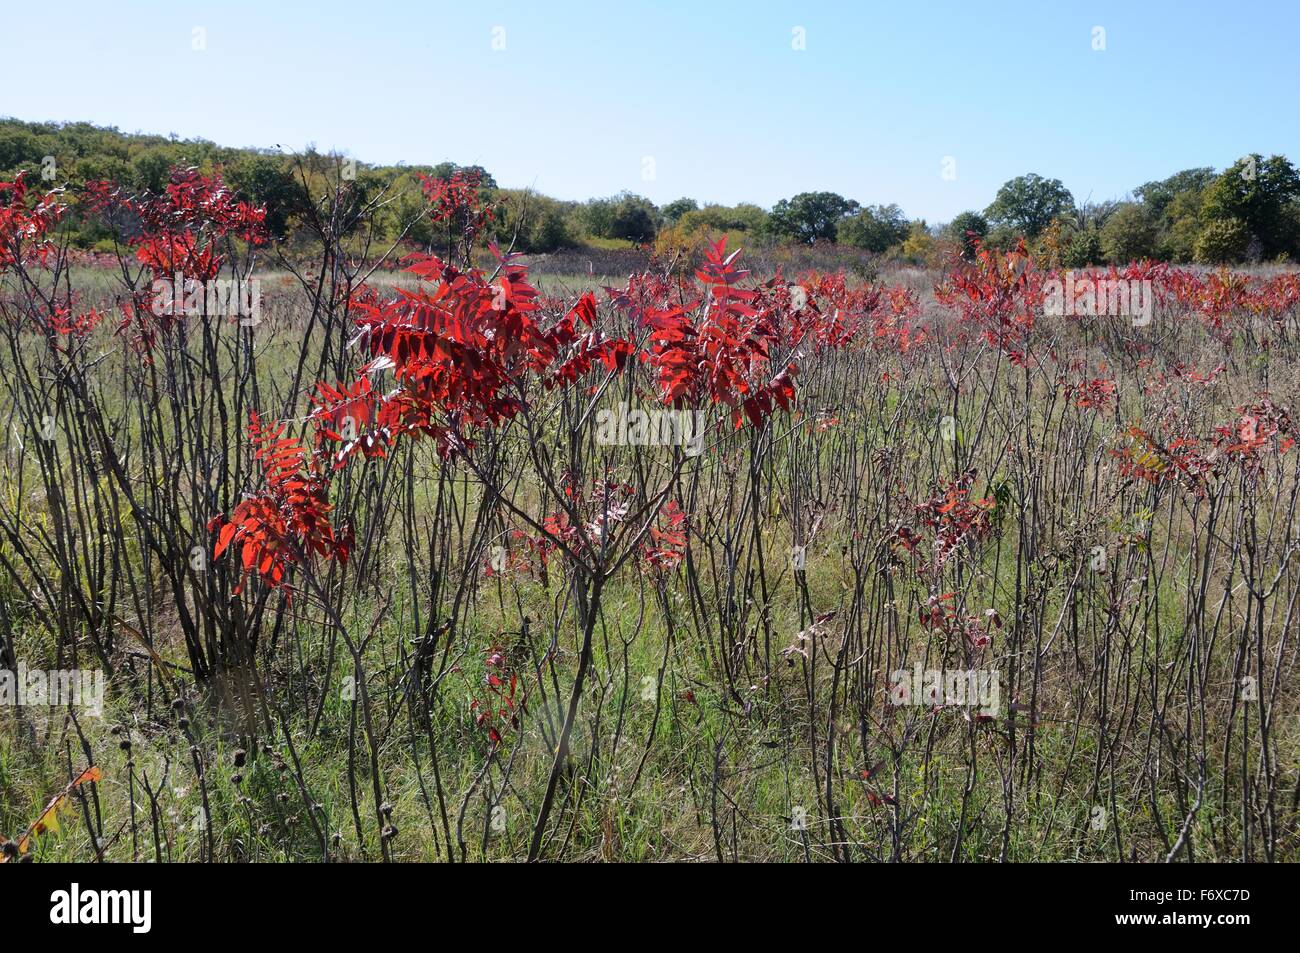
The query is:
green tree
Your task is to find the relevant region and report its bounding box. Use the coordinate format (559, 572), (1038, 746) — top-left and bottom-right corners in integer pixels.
(661, 197), (699, 225)
(767, 191), (859, 244)
(580, 197), (617, 238)
(609, 193), (659, 242)
(426, 162), (498, 189)
(227, 155), (306, 239)
(1129, 168), (1216, 262)
(1062, 226), (1104, 267)
(984, 173), (1074, 238)
(1194, 217), (1250, 263)
(1134, 168), (1216, 219)
(493, 190), (577, 253)
(131, 149), (177, 193)
(1100, 202), (1158, 263)
(981, 225), (1021, 253)
(0, 124), (40, 171)
(1200, 154), (1300, 259)
(679, 202), (769, 234)
(581, 192), (659, 242)
(899, 220), (934, 260)
(1281, 202), (1300, 260)
(945, 211), (988, 259)
(837, 203), (908, 253)
(1157, 190), (1205, 261)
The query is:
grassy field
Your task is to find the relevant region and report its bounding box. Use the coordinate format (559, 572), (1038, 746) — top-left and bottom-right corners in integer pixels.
(2, 227), (1299, 864)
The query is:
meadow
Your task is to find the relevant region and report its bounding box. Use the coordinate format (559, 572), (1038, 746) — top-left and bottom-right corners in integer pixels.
(1, 167), (1297, 863)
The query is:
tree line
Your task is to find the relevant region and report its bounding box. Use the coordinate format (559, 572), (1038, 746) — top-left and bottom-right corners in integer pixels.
(2, 118), (1298, 265)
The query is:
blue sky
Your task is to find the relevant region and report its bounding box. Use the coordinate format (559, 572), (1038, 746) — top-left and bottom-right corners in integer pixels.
(3, 0), (1297, 222)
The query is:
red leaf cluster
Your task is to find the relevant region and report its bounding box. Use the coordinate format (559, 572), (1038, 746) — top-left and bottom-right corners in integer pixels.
(0, 173), (64, 269)
(636, 239), (799, 427)
(209, 413), (351, 594)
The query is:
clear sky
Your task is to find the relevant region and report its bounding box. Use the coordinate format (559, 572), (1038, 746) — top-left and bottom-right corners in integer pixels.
(3, 0), (1297, 222)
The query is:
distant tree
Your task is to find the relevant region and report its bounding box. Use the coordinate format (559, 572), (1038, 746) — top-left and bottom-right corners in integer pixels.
(227, 156), (301, 239)
(530, 203), (576, 252)
(981, 225), (1021, 253)
(1156, 190), (1206, 262)
(729, 203), (771, 235)
(768, 191), (860, 244)
(837, 203), (908, 253)
(1065, 200), (1117, 233)
(1134, 168), (1217, 219)
(661, 197), (699, 225)
(1062, 226), (1104, 268)
(1194, 217), (1250, 263)
(493, 190), (577, 253)
(581, 197), (617, 238)
(679, 202), (768, 234)
(1100, 202), (1158, 263)
(582, 192), (659, 242)
(945, 210), (988, 259)
(899, 220), (934, 260)
(130, 149), (176, 193)
(1282, 202), (1300, 260)
(427, 162), (498, 189)
(0, 125), (40, 171)
(1058, 201), (1114, 267)
(657, 203), (771, 259)
(984, 173), (1074, 238)
(281, 149), (388, 241)
(1200, 154), (1300, 258)
(609, 193), (659, 242)
(1127, 168), (1217, 262)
